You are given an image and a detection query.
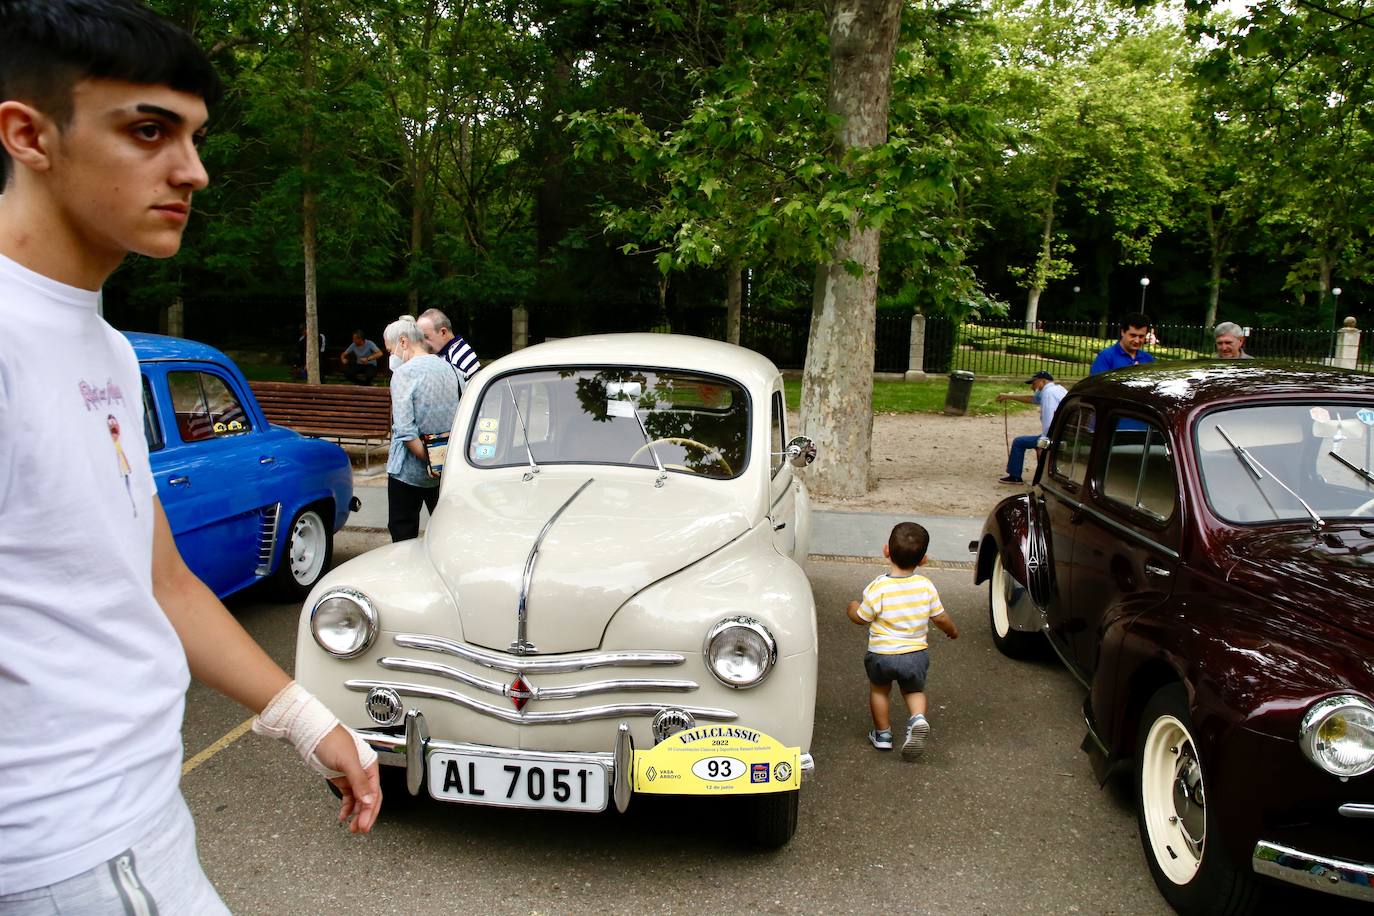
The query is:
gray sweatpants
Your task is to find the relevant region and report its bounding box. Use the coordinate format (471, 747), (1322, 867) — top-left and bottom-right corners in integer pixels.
(0, 792), (229, 915)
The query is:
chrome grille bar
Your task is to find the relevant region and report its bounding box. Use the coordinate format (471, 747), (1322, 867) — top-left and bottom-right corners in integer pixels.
(393, 634), (685, 674)
(345, 678), (736, 725)
(377, 656), (697, 700)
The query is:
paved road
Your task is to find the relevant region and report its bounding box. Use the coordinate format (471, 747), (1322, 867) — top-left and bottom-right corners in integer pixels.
(183, 531), (1181, 915)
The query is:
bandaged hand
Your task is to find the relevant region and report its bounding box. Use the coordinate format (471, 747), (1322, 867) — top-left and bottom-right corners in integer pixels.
(252, 681), (378, 777)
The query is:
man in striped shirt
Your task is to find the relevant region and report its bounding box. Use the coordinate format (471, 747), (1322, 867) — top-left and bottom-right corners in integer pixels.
(418, 307), (480, 390)
(846, 522), (960, 760)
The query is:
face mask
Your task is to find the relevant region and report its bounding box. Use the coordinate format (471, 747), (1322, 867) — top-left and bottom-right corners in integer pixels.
(389, 354), (403, 372)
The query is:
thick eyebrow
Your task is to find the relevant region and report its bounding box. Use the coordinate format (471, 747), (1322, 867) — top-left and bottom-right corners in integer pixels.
(135, 103), (185, 124)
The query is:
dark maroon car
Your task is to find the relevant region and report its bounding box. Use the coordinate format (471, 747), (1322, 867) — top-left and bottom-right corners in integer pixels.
(973, 361), (1374, 914)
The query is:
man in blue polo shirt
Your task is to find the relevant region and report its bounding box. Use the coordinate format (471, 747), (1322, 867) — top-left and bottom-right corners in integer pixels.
(1091, 312), (1155, 374)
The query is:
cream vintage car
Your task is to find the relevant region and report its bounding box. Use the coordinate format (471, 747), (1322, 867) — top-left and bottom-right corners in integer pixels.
(295, 334), (819, 846)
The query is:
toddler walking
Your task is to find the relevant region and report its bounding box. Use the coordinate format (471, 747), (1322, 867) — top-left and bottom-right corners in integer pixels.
(846, 522), (959, 760)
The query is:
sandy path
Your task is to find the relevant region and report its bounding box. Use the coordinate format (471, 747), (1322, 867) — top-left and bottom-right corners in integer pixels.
(799, 408), (1043, 519)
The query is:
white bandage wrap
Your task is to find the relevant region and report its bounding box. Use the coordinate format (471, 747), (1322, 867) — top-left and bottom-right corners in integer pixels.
(252, 681), (378, 778)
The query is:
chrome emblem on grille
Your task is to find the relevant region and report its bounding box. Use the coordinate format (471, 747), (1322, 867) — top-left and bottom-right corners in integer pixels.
(365, 687), (403, 725)
(507, 674), (534, 712)
(651, 707), (696, 743)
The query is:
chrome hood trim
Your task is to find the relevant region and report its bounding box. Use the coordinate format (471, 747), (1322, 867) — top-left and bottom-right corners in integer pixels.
(426, 472), (753, 654)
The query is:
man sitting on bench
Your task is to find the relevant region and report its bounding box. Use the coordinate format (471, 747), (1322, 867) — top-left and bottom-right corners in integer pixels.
(340, 329), (382, 385)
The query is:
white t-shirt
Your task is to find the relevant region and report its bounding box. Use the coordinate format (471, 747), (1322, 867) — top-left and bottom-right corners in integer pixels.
(0, 254), (190, 894)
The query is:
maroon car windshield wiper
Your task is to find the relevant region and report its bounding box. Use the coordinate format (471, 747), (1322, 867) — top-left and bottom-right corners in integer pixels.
(1215, 424), (1325, 529)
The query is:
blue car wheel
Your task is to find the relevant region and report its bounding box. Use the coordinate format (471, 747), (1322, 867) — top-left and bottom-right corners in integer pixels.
(274, 506), (333, 599)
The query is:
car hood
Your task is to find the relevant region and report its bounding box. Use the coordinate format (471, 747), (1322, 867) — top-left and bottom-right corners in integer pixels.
(1224, 526), (1374, 637)
(424, 472), (753, 653)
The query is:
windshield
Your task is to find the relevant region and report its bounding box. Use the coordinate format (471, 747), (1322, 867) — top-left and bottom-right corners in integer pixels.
(1196, 403), (1374, 523)
(467, 367), (749, 479)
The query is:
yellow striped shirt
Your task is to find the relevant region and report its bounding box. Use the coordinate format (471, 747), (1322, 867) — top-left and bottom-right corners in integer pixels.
(855, 572), (945, 654)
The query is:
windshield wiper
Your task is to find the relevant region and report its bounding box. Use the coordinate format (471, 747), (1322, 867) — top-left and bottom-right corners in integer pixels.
(506, 381), (540, 482)
(1215, 424), (1324, 528)
(1328, 450), (1374, 488)
(630, 407), (668, 488)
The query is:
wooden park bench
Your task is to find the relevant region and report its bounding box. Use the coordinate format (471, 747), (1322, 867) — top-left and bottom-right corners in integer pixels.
(249, 380), (392, 471)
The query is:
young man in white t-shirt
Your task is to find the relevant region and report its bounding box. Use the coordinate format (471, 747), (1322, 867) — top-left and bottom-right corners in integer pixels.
(0, 2), (380, 910)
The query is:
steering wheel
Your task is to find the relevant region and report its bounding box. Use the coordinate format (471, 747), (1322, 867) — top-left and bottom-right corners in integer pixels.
(1352, 495), (1374, 517)
(630, 437), (734, 476)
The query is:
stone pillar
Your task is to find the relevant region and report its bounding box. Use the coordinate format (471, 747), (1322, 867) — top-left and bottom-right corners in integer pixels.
(1334, 316), (1360, 369)
(904, 313), (927, 381)
(511, 305), (529, 351)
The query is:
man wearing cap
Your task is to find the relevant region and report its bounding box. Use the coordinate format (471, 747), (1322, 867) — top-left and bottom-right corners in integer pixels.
(995, 370), (1068, 484)
(1214, 321), (1253, 359)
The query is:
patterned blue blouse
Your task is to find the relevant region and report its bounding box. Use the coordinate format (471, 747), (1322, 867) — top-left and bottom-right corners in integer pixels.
(387, 354), (461, 486)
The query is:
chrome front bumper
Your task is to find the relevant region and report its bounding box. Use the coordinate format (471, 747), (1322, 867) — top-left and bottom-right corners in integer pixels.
(1253, 840), (1374, 903)
(357, 708), (814, 814)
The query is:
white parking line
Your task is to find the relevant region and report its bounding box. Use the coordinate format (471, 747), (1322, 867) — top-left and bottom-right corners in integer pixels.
(183, 717), (255, 776)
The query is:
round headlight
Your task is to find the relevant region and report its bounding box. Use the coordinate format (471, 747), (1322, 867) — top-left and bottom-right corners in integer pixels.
(704, 617), (777, 689)
(1300, 695), (1374, 778)
(310, 588), (378, 658)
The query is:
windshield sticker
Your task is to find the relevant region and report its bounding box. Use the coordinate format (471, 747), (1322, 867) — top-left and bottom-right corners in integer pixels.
(477, 431), (496, 445)
(478, 417), (499, 431)
(606, 399), (635, 418)
(475, 445), (495, 459)
(1310, 407), (1330, 423)
(1359, 409), (1374, 426)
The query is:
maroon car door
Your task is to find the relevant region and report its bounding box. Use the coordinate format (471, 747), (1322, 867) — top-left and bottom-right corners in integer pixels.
(1039, 401), (1098, 658)
(1062, 412), (1182, 675)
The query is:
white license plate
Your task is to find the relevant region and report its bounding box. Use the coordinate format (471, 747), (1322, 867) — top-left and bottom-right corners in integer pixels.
(427, 751), (608, 812)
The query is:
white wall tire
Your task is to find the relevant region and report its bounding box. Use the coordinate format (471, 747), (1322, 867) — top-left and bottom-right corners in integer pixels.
(1135, 685), (1256, 915)
(988, 553), (1044, 660)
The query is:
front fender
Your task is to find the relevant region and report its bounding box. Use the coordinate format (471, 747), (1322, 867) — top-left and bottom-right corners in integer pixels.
(974, 493), (1052, 632)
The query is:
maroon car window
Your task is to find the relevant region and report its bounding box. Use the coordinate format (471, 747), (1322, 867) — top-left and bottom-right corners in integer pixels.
(1197, 403), (1374, 523)
(1101, 419), (1175, 522)
(1050, 404), (1096, 485)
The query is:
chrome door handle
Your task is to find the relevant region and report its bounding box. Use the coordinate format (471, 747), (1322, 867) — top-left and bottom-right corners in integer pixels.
(168, 476), (190, 487)
(1144, 562), (1172, 578)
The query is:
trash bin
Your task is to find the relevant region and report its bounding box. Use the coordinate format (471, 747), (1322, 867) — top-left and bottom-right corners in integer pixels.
(943, 370), (976, 416)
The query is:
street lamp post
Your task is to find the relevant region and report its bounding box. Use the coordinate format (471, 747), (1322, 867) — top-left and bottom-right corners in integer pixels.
(1139, 277), (1150, 310)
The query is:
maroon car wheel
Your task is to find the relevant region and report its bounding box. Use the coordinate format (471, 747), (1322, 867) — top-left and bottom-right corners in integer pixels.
(1135, 685), (1257, 915)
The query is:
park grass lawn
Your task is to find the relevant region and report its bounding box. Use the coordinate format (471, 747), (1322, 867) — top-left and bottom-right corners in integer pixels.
(784, 378), (1036, 417)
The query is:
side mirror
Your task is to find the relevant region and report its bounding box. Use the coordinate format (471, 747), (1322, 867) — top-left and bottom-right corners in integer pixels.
(786, 435), (818, 468)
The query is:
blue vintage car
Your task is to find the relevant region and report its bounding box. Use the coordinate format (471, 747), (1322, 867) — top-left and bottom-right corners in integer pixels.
(127, 332), (355, 599)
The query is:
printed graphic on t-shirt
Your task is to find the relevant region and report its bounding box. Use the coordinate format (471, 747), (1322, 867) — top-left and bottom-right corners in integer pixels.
(77, 377), (138, 516)
(107, 415), (137, 517)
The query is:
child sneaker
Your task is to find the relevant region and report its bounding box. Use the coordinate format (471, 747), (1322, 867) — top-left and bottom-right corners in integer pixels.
(868, 729), (893, 750)
(902, 714), (930, 761)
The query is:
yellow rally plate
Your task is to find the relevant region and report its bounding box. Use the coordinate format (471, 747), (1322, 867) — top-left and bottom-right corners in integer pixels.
(633, 725), (800, 796)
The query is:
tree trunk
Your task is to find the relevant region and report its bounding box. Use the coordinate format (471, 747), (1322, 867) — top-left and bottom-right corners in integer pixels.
(1204, 204), (1221, 329)
(1025, 176), (1058, 331)
(300, 0), (321, 386)
(726, 260), (743, 345)
(799, 0), (902, 499)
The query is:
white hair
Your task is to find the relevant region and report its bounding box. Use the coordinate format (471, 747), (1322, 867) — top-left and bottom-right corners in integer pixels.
(383, 315), (424, 348)
(1214, 321), (1245, 338)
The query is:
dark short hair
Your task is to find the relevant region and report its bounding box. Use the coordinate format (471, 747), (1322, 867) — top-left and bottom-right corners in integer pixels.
(352, 329), (366, 339)
(1120, 313), (1152, 332)
(0, 0), (222, 185)
(888, 522), (930, 570)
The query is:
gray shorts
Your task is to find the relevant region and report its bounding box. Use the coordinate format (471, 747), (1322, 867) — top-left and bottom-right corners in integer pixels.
(864, 649), (930, 694)
(0, 791), (229, 915)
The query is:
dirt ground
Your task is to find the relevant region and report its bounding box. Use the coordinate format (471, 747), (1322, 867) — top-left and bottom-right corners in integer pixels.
(799, 408), (1043, 519)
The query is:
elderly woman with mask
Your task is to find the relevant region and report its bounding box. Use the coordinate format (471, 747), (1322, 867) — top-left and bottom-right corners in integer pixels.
(383, 315), (461, 541)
